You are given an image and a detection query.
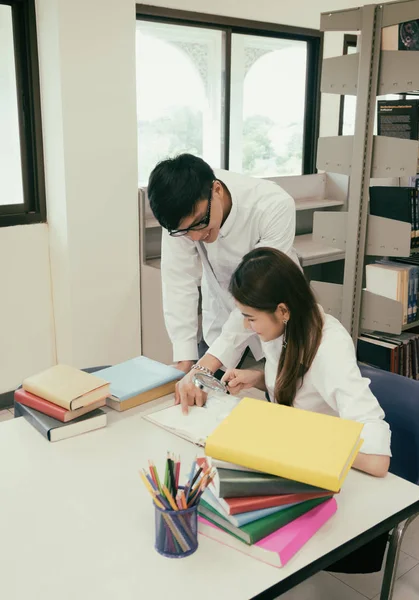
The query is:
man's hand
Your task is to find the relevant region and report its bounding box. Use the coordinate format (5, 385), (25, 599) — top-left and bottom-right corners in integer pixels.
(173, 360), (195, 374)
(175, 369), (207, 415)
(222, 369), (265, 395)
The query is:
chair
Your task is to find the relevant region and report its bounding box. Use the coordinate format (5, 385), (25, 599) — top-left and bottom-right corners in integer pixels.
(359, 364), (419, 600)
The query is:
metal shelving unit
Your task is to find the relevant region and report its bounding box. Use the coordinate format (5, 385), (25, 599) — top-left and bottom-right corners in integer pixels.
(312, 0), (419, 340)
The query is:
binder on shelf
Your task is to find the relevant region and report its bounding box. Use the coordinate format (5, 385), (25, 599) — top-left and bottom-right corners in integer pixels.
(321, 53), (358, 95)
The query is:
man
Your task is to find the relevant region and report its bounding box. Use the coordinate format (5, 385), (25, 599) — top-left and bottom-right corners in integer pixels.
(148, 153), (298, 413)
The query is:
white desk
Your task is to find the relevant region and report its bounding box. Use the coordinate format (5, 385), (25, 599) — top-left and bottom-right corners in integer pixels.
(1, 396), (419, 600)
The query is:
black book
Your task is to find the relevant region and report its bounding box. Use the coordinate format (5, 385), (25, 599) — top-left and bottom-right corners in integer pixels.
(213, 468), (328, 498)
(14, 402), (107, 442)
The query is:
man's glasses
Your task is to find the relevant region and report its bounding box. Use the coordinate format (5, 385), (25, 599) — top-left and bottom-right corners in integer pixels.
(169, 180), (215, 237)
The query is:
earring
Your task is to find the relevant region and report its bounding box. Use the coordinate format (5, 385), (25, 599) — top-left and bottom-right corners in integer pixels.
(283, 319), (288, 349)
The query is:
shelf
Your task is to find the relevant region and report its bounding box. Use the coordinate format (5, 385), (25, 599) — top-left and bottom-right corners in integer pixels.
(295, 197), (344, 211)
(317, 135), (419, 178)
(321, 53), (359, 96)
(145, 217), (160, 229)
(402, 319), (419, 331)
(294, 234), (345, 267)
(145, 257), (161, 269)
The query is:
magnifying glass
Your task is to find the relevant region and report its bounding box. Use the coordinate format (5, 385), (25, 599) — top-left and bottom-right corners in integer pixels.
(192, 371), (230, 394)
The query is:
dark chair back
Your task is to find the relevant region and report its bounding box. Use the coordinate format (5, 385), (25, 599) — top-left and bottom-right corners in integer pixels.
(359, 364), (419, 484)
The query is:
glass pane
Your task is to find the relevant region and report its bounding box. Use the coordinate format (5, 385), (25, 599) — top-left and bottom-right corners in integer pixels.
(341, 44), (357, 136)
(0, 5), (24, 205)
(230, 34), (307, 177)
(136, 21), (224, 186)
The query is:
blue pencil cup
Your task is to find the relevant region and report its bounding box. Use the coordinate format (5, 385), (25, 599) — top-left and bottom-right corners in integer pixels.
(154, 502), (199, 558)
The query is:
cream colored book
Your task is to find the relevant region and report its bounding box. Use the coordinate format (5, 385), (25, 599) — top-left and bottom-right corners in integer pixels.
(22, 364), (110, 411)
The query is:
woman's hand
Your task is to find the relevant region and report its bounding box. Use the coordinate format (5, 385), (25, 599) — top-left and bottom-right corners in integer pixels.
(221, 369), (265, 395)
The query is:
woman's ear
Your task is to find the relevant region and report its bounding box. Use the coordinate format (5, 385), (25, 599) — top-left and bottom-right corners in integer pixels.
(276, 303), (290, 322)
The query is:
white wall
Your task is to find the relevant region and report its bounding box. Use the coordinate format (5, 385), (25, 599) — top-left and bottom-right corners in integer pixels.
(0, 225), (55, 393)
(0, 0), (141, 393)
(0, 0), (395, 393)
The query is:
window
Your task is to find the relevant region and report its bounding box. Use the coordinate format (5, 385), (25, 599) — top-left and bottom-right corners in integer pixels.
(136, 5), (322, 185)
(0, 0), (45, 227)
(230, 35), (308, 176)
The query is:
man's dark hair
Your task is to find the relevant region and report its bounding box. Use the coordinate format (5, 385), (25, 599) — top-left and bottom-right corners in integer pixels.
(148, 154), (215, 231)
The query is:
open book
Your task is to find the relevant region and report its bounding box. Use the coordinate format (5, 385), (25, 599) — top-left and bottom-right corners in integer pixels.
(143, 392), (241, 446)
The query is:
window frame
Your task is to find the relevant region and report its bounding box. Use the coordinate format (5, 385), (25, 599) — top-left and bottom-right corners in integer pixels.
(136, 4), (323, 175)
(0, 0), (46, 228)
(338, 34), (358, 137)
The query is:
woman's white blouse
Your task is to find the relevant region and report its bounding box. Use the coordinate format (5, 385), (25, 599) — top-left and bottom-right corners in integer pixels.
(262, 311), (392, 456)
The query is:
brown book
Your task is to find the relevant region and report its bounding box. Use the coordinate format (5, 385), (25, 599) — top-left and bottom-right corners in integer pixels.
(106, 381), (177, 411)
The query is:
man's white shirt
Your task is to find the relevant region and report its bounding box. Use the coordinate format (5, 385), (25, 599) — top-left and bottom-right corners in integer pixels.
(161, 168), (299, 368)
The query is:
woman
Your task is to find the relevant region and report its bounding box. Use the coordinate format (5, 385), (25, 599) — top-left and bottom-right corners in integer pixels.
(222, 247), (391, 479)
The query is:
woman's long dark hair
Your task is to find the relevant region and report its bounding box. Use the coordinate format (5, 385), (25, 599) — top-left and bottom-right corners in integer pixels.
(229, 248), (323, 406)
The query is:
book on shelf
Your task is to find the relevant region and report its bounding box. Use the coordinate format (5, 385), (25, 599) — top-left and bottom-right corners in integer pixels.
(358, 331), (419, 379)
(94, 357), (183, 411)
(365, 261), (419, 326)
(198, 497), (337, 568)
(205, 397), (364, 493)
(14, 388), (106, 422)
(22, 365), (110, 411)
(197, 495), (331, 545)
(14, 402), (107, 442)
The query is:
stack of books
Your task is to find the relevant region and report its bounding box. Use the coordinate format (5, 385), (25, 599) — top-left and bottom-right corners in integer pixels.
(14, 357), (184, 442)
(358, 329), (419, 378)
(14, 364), (110, 442)
(197, 397), (364, 568)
